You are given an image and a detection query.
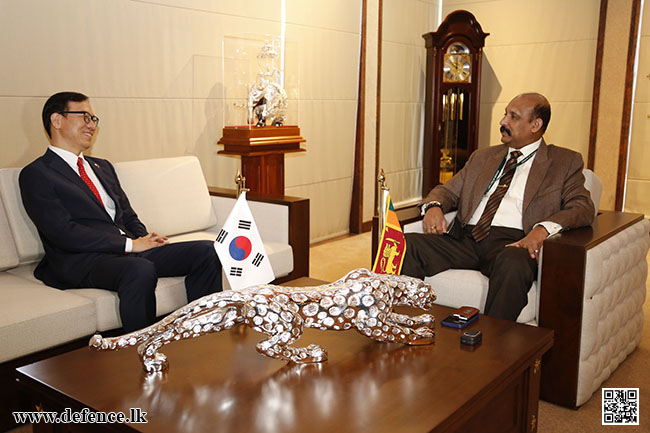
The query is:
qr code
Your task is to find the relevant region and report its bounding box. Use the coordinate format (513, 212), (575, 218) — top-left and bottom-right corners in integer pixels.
(602, 388), (639, 425)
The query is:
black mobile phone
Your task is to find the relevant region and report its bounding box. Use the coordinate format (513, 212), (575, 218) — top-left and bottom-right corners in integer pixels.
(443, 217), (463, 240)
(441, 313), (478, 329)
(461, 329), (482, 345)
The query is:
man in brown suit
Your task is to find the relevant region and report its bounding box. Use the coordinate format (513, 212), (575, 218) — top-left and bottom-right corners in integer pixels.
(401, 93), (595, 320)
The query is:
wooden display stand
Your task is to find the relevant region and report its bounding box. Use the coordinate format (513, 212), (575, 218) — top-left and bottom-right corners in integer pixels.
(218, 125), (306, 195)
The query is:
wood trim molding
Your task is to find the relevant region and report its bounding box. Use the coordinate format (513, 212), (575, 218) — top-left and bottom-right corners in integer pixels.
(587, 0), (608, 170)
(615, 0), (642, 211)
(374, 0), (383, 217)
(350, 0), (368, 234)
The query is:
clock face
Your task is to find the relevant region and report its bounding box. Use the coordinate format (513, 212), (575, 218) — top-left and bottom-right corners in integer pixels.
(443, 53), (471, 83)
(447, 42), (470, 54)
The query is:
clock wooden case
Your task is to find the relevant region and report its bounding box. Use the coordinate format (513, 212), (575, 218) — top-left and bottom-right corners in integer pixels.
(422, 10), (488, 195)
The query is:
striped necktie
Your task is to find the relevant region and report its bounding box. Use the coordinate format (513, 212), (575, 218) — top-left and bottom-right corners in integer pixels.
(77, 157), (104, 206)
(471, 150), (522, 242)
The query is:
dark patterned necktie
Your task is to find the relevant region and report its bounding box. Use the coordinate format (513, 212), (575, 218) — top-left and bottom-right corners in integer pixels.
(77, 157), (104, 206)
(471, 150), (522, 242)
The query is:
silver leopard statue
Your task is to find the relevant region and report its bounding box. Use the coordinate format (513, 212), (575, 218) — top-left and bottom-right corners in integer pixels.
(89, 268), (436, 373)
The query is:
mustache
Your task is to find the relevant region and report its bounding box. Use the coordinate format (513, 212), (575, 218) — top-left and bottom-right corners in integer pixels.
(500, 125), (511, 136)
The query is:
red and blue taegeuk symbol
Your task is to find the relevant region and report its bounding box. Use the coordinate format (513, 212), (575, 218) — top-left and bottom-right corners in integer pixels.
(229, 236), (252, 261)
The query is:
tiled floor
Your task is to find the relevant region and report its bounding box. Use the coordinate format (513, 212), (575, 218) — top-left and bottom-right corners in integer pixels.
(310, 232), (372, 282)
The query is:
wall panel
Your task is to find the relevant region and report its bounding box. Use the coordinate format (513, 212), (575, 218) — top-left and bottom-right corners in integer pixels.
(378, 0), (437, 208)
(442, 0), (600, 159)
(0, 0), (362, 243)
(478, 101), (593, 157)
(376, 0), (599, 210)
(286, 178), (353, 243)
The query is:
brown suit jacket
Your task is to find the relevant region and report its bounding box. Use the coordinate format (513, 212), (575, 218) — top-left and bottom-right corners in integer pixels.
(422, 139), (595, 234)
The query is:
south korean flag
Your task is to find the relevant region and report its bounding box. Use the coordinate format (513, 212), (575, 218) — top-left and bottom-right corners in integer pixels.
(213, 192), (275, 291)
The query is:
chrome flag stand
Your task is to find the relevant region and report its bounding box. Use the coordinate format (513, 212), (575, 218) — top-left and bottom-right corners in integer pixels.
(377, 168), (389, 243)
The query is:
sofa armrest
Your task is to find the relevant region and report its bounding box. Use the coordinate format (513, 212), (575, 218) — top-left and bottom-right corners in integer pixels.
(538, 211), (648, 407)
(208, 187), (309, 282)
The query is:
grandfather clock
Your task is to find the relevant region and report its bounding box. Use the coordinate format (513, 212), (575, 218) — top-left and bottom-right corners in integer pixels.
(422, 10), (488, 195)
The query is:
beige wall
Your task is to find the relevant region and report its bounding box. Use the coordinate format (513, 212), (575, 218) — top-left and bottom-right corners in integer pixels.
(2, 0), (645, 242)
(0, 0), (361, 243)
(443, 0), (600, 158)
(377, 0), (601, 208)
(379, 0), (438, 208)
(625, 3), (650, 216)
(363, 0), (380, 224)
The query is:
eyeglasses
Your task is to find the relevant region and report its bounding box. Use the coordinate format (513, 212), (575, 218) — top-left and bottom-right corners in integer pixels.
(59, 111), (100, 126)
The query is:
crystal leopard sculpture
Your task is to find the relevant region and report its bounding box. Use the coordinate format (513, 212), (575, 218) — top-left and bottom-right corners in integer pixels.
(89, 268), (436, 372)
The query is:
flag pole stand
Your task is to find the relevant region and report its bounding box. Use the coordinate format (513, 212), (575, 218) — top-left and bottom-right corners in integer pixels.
(372, 171), (407, 274)
(235, 171), (250, 198)
(377, 169), (388, 247)
(235, 171), (250, 336)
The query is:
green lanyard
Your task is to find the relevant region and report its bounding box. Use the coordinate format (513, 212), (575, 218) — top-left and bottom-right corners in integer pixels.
(483, 149), (538, 196)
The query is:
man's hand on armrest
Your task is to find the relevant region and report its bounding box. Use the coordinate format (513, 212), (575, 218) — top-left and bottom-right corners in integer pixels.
(506, 225), (549, 259)
(422, 207), (447, 235)
(132, 232), (169, 253)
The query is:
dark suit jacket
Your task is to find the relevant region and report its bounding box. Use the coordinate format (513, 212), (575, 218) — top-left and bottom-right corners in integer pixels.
(19, 149), (148, 288)
(421, 139), (595, 234)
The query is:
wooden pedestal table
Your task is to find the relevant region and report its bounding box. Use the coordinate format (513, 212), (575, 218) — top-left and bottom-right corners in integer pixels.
(217, 125), (306, 195)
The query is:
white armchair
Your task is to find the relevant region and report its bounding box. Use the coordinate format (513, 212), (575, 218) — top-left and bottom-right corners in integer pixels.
(404, 170), (603, 325)
(376, 170), (649, 407)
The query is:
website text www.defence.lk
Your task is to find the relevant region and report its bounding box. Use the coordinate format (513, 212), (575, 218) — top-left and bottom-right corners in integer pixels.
(13, 407), (147, 424)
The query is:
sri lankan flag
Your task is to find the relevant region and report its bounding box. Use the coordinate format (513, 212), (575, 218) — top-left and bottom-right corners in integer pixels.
(372, 192), (406, 274)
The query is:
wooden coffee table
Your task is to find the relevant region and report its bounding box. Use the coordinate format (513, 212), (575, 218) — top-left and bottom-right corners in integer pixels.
(16, 287), (552, 433)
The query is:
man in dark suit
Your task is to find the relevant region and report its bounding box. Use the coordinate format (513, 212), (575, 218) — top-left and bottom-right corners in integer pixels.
(20, 91), (222, 332)
(402, 93), (595, 320)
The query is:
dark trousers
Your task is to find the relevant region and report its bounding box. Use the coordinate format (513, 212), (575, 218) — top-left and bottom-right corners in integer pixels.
(401, 225), (537, 321)
(81, 240), (222, 332)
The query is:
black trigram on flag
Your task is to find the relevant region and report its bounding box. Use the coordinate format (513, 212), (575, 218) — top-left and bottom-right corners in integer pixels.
(229, 267), (243, 277)
(216, 229), (228, 244)
(238, 220), (252, 230)
(252, 253), (264, 267)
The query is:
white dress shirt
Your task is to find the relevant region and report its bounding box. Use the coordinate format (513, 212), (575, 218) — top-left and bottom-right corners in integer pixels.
(48, 146), (133, 252)
(467, 138), (562, 236)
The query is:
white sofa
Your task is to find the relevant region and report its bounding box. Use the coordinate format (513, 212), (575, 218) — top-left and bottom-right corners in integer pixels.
(0, 156), (309, 429)
(395, 170), (649, 407)
(0, 155), (309, 357)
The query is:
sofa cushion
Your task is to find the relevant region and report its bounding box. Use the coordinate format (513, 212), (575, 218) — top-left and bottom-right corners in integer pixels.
(9, 263), (190, 332)
(10, 232), (294, 334)
(425, 270), (537, 324)
(69, 277), (188, 332)
(67, 237), (293, 330)
(114, 156), (217, 237)
(0, 273), (96, 362)
(583, 169), (602, 215)
(0, 168), (44, 264)
(0, 195), (19, 271)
